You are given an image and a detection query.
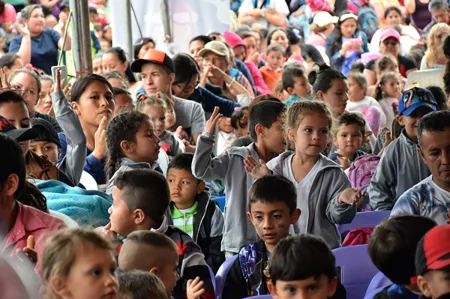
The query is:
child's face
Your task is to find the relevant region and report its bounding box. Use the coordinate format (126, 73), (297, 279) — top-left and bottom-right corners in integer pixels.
(269, 275), (338, 299)
(167, 168), (204, 210)
(260, 119), (286, 155)
(319, 79), (348, 116)
(347, 78), (365, 102)
(247, 201), (300, 249)
(143, 105), (166, 137)
(397, 107), (433, 143)
(381, 76), (402, 99)
(0, 101), (31, 155)
(266, 50), (284, 69)
(333, 124), (364, 158)
(29, 141), (59, 163)
(131, 119), (160, 164)
(58, 246), (118, 299)
(154, 249), (179, 295)
(291, 76), (312, 98)
(165, 109), (176, 130)
(39, 79), (53, 113)
(109, 186), (138, 236)
(113, 94), (134, 117)
(418, 269), (450, 299)
(288, 113), (330, 157)
(219, 117), (233, 134)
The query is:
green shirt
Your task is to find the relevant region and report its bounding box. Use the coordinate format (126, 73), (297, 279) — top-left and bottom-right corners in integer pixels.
(171, 201), (199, 238)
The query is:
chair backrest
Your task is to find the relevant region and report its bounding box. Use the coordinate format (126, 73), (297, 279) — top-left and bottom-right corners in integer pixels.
(207, 264), (216, 292)
(365, 272), (392, 296)
(215, 255), (238, 299)
(405, 68), (445, 90)
(364, 286), (387, 299)
(80, 170), (98, 191)
(49, 210), (79, 227)
(333, 245), (378, 299)
(243, 295), (272, 299)
(157, 149), (169, 176)
(212, 196), (226, 212)
(338, 211), (391, 235)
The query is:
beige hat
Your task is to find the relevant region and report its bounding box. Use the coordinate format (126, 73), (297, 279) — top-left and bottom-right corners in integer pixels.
(312, 11), (339, 28)
(198, 41), (231, 65)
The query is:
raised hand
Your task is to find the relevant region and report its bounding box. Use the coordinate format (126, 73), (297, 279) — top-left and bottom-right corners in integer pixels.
(17, 21), (30, 36)
(92, 116), (108, 160)
(186, 277), (205, 299)
(244, 155), (271, 179)
(205, 106), (221, 135)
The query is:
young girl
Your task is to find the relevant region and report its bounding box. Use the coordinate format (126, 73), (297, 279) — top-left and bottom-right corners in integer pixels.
(136, 93), (185, 157)
(374, 72), (403, 131)
(245, 101), (363, 249)
(105, 111), (161, 195)
(36, 75), (54, 116)
(366, 54), (399, 97)
(41, 228), (119, 299)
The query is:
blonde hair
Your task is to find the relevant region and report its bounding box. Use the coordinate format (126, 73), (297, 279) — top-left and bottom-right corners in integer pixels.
(41, 228), (115, 299)
(310, 23), (329, 34)
(424, 23), (450, 66)
(136, 92), (170, 113)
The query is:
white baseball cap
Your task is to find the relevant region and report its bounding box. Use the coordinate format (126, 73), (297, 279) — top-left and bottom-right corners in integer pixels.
(312, 12), (339, 28)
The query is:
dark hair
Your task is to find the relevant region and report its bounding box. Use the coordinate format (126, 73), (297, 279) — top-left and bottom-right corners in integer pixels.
(374, 72), (398, 101)
(112, 86), (131, 97)
(70, 74), (113, 103)
(267, 28), (292, 57)
(21, 4), (42, 21)
(327, 11), (359, 59)
(309, 64), (346, 95)
(133, 37), (156, 60)
(443, 36), (450, 95)
(350, 61), (365, 73)
(168, 153), (196, 174)
(9, 68), (42, 94)
(18, 181), (48, 212)
(384, 6), (402, 19)
(426, 86), (447, 110)
(270, 234), (336, 284)
(418, 110), (450, 147)
(104, 47), (137, 83)
(88, 6), (98, 14)
(252, 94), (282, 103)
(248, 100), (285, 141)
(189, 35), (212, 47)
(115, 169), (170, 226)
(231, 106), (249, 130)
(0, 134), (25, 199)
(127, 230), (178, 252)
(248, 175), (297, 212)
(106, 111), (150, 179)
(172, 53), (200, 85)
(334, 112), (366, 137)
(368, 216), (436, 285)
(119, 271), (169, 299)
(282, 66), (306, 90)
(0, 53), (20, 69)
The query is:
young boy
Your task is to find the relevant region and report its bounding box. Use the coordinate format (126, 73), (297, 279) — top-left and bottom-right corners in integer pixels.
(368, 87), (437, 210)
(416, 225), (450, 299)
(368, 216), (436, 299)
(267, 234), (339, 299)
(392, 110), (450, 223)
(30, 118), (61, 164)
(281, 66), (312, 107)
(166, 153), (225, 272)
(103, 169), (214, 299)
(259, 44), (285, 92)
(118, 271), (168, 299)
(192, 101), (286, 257)
(328, 112), (367, 169)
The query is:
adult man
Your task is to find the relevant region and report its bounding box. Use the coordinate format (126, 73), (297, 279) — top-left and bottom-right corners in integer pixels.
(423, 0), (450, 35)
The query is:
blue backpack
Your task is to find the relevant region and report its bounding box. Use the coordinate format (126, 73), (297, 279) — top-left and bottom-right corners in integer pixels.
(353, 1), (379, 41)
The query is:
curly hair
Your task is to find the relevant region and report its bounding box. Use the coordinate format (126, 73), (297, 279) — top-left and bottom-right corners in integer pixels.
(423, 23), (450, 67)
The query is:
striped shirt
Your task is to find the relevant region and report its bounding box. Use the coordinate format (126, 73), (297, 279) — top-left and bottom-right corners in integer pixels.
(171, 201), (199, 238)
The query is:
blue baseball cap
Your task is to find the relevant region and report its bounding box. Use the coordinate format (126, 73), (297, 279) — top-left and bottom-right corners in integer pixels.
(398, 87), (437, 116)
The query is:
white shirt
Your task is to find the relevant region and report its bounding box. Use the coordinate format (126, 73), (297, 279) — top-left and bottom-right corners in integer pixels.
(346, 96), (388, 130)
(238, 0), (290, 28)
(379, 97), (398, 131)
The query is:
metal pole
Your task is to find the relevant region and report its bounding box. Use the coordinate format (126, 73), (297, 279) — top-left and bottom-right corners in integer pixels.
(70, 0), (92, 76)
(111, 0), (133, 62)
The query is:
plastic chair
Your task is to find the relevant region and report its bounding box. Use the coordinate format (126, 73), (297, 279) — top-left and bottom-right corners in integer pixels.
(215, 255), (237, 299)
(333, 245), (378, 299)
(365, 272), (392, 296)
(157, 149), (169, 176)
(49, 210), (79, 227)
(80, 170), (98, 191)
(338, 211), (391, 235)
(212, 196), (226, 212)
(243, 295), (272, 299)
(364, 286), (386, 299)
(207, 265), (216, 292)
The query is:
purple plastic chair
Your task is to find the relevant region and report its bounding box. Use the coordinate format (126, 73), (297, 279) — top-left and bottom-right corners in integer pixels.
(365, 272), (392, 297)
(215, 255), (237, 299)
(243, 295), (272, 299)
(207, 265), (216, 292)
(338, 211), (391, 235)
(364, 286), (386, 299)
(333, 245), (378, 299)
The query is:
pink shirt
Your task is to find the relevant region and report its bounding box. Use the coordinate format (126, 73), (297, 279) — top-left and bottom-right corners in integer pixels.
(0, 4), (17, 24)
(307, 33), (327, 48)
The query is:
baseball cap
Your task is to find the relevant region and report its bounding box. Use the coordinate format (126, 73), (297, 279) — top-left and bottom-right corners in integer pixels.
(31, 118), (61, 148)
(0, 115), (38, 142)
(398, 87), (437, 116)
(313, 12), (339, 28)
(416, 225), (450, 276)
(380, 28), (401, 43)
(130, 49), (175, 74)
(198, 41), (231, 64)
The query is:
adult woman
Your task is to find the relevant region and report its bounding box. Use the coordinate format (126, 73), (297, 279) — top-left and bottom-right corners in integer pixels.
(405, 0), (432, 30)
(189, 35), (213, 69)
(283, 27), (325, 66)
(9, 5), (71, 75)
(102, 47), (137, 87)
(421, 23), (450, 69)
(133, 37), (155, 59)
(0, 53), (24, 79)
(307, 11), (338, 48)
(92, 53), (103, 75)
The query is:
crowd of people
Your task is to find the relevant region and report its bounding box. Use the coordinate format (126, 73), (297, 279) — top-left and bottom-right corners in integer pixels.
(3, 0), (450, 298)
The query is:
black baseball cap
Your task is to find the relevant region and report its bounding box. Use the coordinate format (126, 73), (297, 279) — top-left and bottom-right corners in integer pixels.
(131, 49), (175, 74)
(0, 115), (38, 142)
(31, 118), (61, 147)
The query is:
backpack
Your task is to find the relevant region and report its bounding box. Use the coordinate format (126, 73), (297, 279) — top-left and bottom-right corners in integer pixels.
(352, 0), (379, 41)
(252, 0), (271, 8)
(347, 154), (380, 189)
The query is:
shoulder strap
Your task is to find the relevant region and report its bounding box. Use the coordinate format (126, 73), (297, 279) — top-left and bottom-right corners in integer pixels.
(253, 0), (269, 9)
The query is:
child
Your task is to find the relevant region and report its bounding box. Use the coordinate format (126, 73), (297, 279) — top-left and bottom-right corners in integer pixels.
(222, 175), (301, 298)
(30, 118), (61, 164)
(192, 101), (286, 257)
(259, 44), (285, 93)
(112, 87), (135, 117)
(416, 225), (450, 299)
(268, 234), (339, 299)
(136, 93), (184, 157)
(230, 106), (249, 138)
(166, 153), (225, 272)
(36, 75), (54, 116)
(369, 87), (437, 210)
(329, 112), (368, 169)
(281, 66), (312, 107)
(374, 72), (403, 131)
(217, 116), (236, 155)
(368, 216), (436, 299)
(41, 227), (118, 299)
(105, 111), (161, 196)
(118, 270), (169, 299)
(245, 101), (362, 249)
(102, 169), (215, 299)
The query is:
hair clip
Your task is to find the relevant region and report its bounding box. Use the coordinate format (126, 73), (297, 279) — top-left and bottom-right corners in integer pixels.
(156, 93), (161, 98)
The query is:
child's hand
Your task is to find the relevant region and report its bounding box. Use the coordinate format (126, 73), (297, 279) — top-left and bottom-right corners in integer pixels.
(16, 235), (37, 264)
(336, 156), (350, 170)
(182, 139), (196, 153)
(205, 106), (221, 135)
(338, 188), (366, 205)
(186, 277), (205, 299)
(92, 116), (108, 160)
(95, 223), (119, 243)
(244, 155), (271, 179)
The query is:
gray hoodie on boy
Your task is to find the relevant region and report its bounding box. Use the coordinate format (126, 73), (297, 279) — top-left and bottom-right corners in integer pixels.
(267, 152), (356, 249)
(192, 132), (259, 254)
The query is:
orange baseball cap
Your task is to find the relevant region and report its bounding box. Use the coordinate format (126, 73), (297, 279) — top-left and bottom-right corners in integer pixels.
(131, 49), (175, 73)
